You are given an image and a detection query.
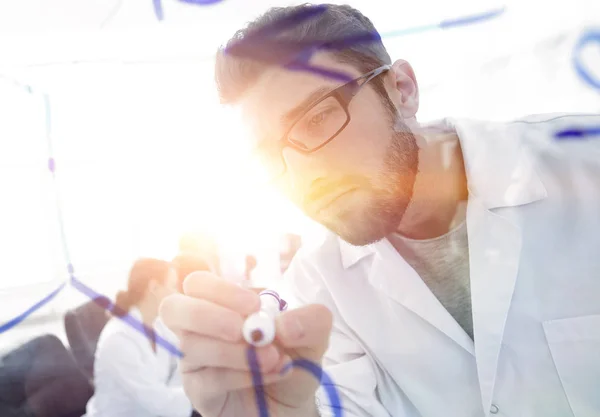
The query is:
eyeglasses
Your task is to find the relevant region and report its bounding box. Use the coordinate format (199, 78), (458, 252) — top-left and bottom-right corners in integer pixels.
(254, 64), (392, 179)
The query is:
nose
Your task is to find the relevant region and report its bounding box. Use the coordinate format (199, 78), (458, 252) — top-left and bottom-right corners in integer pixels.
(281, 147), (328, 197)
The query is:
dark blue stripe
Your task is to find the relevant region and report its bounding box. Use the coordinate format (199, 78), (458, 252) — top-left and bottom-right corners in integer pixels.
(572, 29), (600, 91)
(247, 346), (269, 417)
(153, 0), (164, 21)
(280, 358), (343, 417)
(555, 127), (600, 139)
(70, 275), (184, 358)
(439, 7), (506, 29)
(224, 5), (505, 84)
(0, 282), (67, 334)
(177, 0), (224, 4)
(285, 61), (353, 83)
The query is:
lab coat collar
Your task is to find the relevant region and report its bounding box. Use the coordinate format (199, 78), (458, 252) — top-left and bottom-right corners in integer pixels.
(339, 117), (548, 269)
(450, 117), (548, 210)
(339, 241), (376, 270)
(128, 306), (143, 320)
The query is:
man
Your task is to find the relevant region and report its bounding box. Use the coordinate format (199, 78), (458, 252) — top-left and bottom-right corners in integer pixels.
(159, 3), (600, 417)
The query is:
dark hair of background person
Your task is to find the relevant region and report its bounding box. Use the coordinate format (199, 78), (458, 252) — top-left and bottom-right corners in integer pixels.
(113, 258), (173, 317)
(215, 3), (394, 110)
(171, 254), (211, 292)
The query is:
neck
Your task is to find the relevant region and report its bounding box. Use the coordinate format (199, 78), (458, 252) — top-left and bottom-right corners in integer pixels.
(396, 128), (468, 240)
(135, 297), (159, 327)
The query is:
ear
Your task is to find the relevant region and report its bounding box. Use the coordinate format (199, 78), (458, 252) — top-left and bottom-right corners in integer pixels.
(387, 59), (419, 120)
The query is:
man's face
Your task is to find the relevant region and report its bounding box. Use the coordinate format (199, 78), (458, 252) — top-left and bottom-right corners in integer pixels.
(240, 54), (419, 246)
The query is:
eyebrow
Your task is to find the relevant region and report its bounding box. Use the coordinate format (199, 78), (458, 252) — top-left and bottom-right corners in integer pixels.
(281, 86), (333, 127)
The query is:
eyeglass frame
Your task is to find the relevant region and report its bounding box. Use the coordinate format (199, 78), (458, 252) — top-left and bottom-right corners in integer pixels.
(263, 64), (392, 178)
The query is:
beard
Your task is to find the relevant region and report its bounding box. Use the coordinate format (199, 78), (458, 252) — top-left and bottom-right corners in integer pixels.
(321, 118), (419, 246)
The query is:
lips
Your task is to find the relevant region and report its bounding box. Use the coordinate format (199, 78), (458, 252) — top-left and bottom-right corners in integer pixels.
(304, 182), (358, 213)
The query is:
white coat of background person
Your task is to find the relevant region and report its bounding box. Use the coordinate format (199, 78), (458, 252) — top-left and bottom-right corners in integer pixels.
(158, 4), (600, 417)
(85, 258), (193, 417)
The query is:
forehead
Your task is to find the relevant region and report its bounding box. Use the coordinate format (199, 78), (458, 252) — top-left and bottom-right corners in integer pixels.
(239, 54), (363, 142)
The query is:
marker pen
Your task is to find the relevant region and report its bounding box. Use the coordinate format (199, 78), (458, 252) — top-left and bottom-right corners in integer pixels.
(242, 290), (287, 347)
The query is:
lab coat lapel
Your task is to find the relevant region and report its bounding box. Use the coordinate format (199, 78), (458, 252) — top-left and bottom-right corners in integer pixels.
(452, 117), (548, 414)
(378, 239), (477, 355)
(341, 239), (476, 355)
(467, 195), (521, 414)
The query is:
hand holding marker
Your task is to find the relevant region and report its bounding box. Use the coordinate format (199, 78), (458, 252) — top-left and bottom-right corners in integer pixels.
(241, 289), (344, 417)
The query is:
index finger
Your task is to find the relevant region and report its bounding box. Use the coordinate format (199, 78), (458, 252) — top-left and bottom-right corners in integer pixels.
(182, 271), (260, 316)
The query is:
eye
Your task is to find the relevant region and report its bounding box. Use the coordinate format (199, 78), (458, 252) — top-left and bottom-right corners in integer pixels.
(309, 110), (328, 126)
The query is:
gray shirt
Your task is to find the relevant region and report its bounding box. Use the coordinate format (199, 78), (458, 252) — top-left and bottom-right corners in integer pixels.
(388, 220), (473, 340)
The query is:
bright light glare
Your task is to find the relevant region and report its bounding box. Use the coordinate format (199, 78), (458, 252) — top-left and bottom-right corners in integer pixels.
(0, 60), (322, 291)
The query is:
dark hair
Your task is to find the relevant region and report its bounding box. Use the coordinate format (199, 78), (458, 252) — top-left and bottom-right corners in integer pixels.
(171, 254), (211, 292)
(114, 258), (173, 317)
(215, 3), (392, 105)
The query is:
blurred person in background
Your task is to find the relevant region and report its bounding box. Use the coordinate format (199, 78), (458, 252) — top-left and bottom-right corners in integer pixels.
(159, 3), (600, 417)
(172, 254), (212, 293)
(85, 258), (194, 417)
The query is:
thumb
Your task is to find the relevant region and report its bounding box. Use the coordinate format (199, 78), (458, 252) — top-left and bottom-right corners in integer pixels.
(275, 304), (333, 355)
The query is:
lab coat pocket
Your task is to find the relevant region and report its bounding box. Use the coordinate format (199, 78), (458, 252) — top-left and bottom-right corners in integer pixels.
(543, 314), (600, 417)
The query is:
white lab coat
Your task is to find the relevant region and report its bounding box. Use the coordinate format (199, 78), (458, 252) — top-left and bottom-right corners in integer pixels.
(85, 307), (192, 417)
(282, 114), (600, 417)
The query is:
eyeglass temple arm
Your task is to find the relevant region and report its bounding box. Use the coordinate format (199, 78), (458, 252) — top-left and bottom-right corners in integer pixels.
(361, 64), (392, 84)
(342, 64), (392, 102)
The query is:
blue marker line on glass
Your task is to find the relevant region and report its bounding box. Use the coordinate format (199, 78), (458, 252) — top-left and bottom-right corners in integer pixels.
(555, 127), (600, 139)
(43, 93), (52, 139)
(70, 275), (184, 358)
(42, 94), (74, 270)
(285, 61), (353, 83)
(0, 74), (32, 94)
(375, 8), (507, 39)
(318, 31), (383, 52)
(572, 29), (600, 91)
(247, 347), (270, 417)
(242, 4), (327, 41)
(38, 89), (184, 358)
(0, 281), (67, 334)
(224, 4), (355, 82)
(247, 344), (344, 417)
(153, 0), (164, 21)
(178, 0), (224, 4)
(379, 24), (438, 39)
(225, 6), (505, 82)
(439, 7), (505, 29)
(280, 359), (343, 417)
(154, 0), (226, 21)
